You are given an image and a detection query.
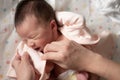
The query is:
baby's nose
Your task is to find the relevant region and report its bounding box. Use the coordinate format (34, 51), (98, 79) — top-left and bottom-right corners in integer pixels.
(27, 40), (35, 48)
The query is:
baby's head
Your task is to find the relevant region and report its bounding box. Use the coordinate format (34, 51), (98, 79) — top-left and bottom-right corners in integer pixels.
(15, 0), (61, 52)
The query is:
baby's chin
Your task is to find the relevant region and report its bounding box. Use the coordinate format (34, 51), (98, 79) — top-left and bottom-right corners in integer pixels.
(45, 61), (54, 73)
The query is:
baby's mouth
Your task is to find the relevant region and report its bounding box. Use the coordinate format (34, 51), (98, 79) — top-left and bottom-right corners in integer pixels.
(35, 48), (44, 53)
(41, 50), (44, 53)
(35, 48), (39, 51)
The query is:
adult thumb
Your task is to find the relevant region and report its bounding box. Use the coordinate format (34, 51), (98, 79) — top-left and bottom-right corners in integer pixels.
(21, 52), (33, 65)
(12, 53), (21, 70)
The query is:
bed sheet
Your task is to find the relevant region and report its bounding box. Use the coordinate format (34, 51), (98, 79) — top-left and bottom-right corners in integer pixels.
(0, 0), (120, 80)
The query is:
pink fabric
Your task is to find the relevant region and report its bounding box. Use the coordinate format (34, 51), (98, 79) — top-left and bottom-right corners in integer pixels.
(57, 11), (100, 45)
(57, 11), (115, 58)
(57, 70), (89, 80)
(76, 72), (89, 80)
(7, 42), (49, 80)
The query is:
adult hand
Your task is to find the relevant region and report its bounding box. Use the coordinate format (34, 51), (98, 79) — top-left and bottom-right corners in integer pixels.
(12, 52), (40, 80)
(42, 38), (96, 71)
(42, 38), (120, 80)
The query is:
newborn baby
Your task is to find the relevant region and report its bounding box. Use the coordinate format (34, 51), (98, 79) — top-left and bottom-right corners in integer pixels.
(7, 11), (116, 80)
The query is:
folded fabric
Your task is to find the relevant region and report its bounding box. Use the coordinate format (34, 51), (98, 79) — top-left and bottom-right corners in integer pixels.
(7, 42), (49, 80)
(57, 11), (100, 45)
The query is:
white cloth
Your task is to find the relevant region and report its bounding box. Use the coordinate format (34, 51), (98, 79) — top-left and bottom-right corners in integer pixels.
(7, 42), (49, 80)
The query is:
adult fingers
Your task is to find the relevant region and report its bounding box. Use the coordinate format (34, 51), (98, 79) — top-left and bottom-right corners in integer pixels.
(44, 38), (71, 53)
(41, 51), (62, 61)
(21, 52), (32, 64)
(44, 43), (60, 53)
(12, 53), (21, 70)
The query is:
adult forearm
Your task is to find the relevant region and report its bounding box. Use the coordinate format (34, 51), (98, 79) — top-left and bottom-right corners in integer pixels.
(86, 52), (120, 80)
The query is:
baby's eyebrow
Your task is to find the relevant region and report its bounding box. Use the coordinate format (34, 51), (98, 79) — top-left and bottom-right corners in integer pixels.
(27, 32), (40, 39)
(33, 34), (41, 39)
(27, 31), (38, 37)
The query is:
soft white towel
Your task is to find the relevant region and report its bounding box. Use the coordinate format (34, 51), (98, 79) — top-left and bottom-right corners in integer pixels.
(7, 42), (49, 80)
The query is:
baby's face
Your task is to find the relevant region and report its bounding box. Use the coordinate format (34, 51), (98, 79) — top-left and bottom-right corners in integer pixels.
(16, 15), (58, 52)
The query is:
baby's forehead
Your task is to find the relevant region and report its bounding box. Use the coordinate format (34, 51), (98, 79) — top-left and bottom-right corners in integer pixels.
(28, 15), (48, 24)
(21, 15), (43, 25)
(24, 15), (40, 23)
(16, 15), (49, 33)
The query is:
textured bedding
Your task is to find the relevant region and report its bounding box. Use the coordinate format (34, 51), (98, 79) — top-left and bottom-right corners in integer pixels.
(0, 0), (120, 80)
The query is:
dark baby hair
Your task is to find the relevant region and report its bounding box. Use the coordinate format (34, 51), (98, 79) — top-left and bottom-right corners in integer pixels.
(15, 0), (61, 27)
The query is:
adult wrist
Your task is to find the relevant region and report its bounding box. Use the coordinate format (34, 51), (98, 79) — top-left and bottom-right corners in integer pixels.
(17, 77), (33, 80)
(84, 51), (104, 74)
(86, 53), (115, 80)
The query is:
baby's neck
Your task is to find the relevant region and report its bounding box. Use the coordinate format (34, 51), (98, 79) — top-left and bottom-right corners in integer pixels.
(55, 31), (62, 41)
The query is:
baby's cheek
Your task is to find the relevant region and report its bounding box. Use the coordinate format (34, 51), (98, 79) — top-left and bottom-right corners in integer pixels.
(45, 61), (54, 73)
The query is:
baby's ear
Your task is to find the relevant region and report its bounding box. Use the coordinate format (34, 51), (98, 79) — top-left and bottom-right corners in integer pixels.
(50, 19), (57, 30)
